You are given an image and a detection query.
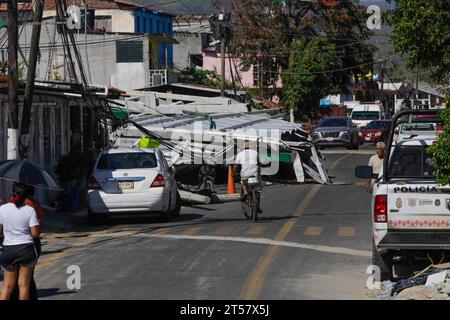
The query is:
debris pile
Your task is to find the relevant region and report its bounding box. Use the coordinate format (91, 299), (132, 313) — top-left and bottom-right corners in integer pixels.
(378, 264), (450, 300)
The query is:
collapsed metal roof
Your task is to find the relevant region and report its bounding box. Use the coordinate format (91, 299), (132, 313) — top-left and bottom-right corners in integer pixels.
(113, 110), (331, 185)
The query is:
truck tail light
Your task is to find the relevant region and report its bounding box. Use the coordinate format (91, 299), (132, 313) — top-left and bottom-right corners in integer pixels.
(88, 176), (101, 190)
(150, 174), (165, 188)
(374, 195), (388, 223)
(436, 124), (444, 134)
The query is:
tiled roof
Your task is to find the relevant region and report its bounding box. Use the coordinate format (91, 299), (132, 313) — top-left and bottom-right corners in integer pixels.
(43, 0), (132, 11)
(0, 3), (33, 11)
(0, 1), (172, 16)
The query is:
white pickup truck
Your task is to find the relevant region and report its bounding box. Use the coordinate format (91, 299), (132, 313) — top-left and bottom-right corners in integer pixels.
(356, 110), (449, 280)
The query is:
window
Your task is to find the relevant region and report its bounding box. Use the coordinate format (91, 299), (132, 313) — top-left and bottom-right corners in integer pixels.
(97, 153), (158, 170)
(388, 146), (435, 179)
(351, 111), (380, 121)
(400, 123), (436, 134)
(116, 41), (143, 63)
(253, 60), (277, 88)
(94, 15), (112, 32)
(367, 121), (391, 129)
(318, 118), (348, 128)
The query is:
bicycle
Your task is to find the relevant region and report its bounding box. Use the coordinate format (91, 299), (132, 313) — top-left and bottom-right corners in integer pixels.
(240, 176), (261, 222)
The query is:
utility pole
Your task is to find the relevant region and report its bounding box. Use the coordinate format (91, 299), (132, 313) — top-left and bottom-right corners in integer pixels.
(20, 0), (45, 159)
(84, 0), (92, 84)
(380, 65), (386, 117)
(416, 68), (419, 101)
(218, 12), (228, 97)
(7, 0), (18, 159)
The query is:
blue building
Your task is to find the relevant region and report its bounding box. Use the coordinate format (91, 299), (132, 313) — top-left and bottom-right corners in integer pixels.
(134, 8), (174, 68)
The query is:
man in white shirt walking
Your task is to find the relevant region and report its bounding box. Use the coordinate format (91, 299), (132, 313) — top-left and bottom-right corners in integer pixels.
(366, 142), (386, 193)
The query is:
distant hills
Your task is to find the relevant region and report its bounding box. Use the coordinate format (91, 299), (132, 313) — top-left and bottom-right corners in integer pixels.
(144, 0), (392, 15)
(133, 0), (220, 14)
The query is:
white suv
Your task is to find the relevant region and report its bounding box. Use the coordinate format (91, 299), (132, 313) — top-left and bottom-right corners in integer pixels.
(356, 110), (449, 280)
(87, 148), (181, 222)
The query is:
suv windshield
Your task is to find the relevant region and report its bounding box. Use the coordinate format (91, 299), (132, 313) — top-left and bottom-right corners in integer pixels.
(367, 121), (390, 129)
(319, 118), (348, 127)
(400, 123), (436, 134)
(388, 146), (435, 179)
(351, 111), (380, 120)
(97, 153), (158, 170)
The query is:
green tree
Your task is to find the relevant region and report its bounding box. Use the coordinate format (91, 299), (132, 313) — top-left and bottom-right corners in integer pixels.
(282, 38), (340, 120)
(215, 0), (375, 96)
(388, 0), (450, 185)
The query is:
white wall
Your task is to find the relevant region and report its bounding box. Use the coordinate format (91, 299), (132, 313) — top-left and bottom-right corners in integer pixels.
(173, 33), (203, 70)
(43, 9), (135, 33)
(110, 63), (148, 91)
(17, 20), (150, 91)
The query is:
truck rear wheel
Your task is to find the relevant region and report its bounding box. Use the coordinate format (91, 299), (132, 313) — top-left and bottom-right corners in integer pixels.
(372, 242), (393, 281)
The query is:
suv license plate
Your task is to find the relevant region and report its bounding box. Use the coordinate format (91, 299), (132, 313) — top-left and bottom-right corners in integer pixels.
(119, 181), (134, 190)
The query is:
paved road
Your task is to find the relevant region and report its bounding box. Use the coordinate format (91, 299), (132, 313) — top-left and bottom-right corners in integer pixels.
(34, 147), (377, 300)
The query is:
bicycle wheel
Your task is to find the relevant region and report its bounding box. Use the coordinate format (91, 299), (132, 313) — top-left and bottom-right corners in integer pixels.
(240, 189), (252, 219)
(251, 189), (258, 222)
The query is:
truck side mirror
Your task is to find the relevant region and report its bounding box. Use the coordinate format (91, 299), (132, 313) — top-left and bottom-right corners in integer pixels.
(355, 166), (375, 179)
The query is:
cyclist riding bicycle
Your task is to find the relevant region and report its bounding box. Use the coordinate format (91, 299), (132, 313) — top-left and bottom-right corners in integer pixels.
(233, 140), (263, 214)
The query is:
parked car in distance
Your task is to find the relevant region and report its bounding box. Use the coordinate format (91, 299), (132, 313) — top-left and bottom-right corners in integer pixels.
(313, 117), (359, 150)
(347, 101), (385, 128)
(87, 148), (181, 223)
(359, 120), (392, 145)
(394, 122), (438, 142)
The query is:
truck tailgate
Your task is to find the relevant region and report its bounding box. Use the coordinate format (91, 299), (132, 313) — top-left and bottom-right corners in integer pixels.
(387, 184), (450, 230)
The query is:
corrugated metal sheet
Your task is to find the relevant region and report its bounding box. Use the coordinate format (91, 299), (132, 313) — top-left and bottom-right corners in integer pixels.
(130, 111), (303, 136)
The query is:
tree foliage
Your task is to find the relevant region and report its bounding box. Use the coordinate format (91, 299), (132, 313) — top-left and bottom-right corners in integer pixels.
(387, 0), (450, 82)
(428, 107), (450, 186)
(215, 0), (375, 98)
(282, 38), (340, 120)
(178, 67), (235, 90)
(388, 0), (450, 185)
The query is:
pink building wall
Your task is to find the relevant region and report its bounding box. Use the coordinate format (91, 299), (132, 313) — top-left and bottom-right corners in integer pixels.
(202, 52), (282, 89)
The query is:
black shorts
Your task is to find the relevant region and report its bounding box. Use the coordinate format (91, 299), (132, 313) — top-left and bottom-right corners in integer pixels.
(0, 243), (38, 272)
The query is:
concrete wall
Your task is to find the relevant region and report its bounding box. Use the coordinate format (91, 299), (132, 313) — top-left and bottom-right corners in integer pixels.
(110, 63), (149, 90)
(97, 9), (134, 33)
(173, 33), (204, 70)
(202, 52), (283, 89)
(202, 52), (254, 88)
(43, 9), (135, 32)
(15, 20), (150, 91)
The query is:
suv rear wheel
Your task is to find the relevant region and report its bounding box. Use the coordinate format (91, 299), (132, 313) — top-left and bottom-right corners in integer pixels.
(372, 242), (393, 281)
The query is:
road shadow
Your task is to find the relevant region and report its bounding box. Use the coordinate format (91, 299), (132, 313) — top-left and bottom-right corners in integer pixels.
(92, 213), (204, 226)
(189, 205), (217, 212)
(38, 288), (77, 298)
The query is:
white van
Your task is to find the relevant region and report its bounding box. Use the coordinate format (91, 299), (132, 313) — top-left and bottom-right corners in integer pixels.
(347, 102), (385, 128)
